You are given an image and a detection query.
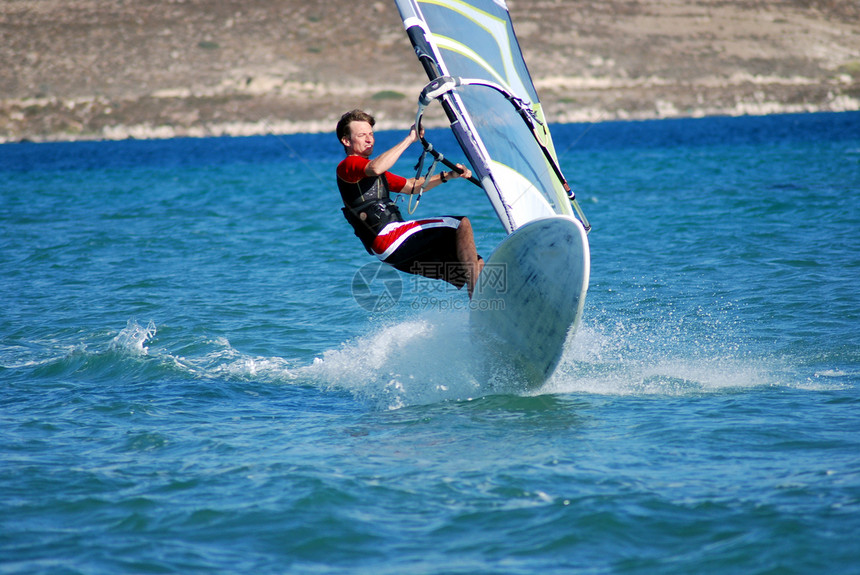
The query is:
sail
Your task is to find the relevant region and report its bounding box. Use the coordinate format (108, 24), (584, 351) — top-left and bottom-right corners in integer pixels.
(394, 0), (573, 233)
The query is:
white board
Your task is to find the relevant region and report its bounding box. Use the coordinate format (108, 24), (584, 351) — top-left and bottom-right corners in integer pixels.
(470, 216), (590, 387)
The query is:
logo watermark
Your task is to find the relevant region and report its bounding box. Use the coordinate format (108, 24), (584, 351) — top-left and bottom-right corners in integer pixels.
(351, 261), (403, 312)
(411, 296), (505, 312)
(350, 261), (508, 311)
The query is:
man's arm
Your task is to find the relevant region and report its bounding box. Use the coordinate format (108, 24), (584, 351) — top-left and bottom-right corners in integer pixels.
(364, 125), (420, 177)
(400, 164), (472, 195)
(366, 124), (472, 193)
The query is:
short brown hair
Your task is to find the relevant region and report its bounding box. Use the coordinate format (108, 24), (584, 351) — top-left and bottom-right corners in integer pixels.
(336, 109), (375, 143)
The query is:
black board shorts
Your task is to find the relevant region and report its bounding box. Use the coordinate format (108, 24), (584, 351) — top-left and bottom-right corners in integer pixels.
(373, 217), (468, 289)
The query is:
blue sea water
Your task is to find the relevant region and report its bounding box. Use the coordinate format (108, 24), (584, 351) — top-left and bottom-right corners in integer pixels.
(1, 112), (859, 574)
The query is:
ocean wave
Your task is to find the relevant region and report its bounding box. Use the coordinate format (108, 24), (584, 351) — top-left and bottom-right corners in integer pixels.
(2, 313), (843, 412)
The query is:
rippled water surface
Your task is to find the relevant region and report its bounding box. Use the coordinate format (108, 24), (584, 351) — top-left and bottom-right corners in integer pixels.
(2, 112), (859, 574)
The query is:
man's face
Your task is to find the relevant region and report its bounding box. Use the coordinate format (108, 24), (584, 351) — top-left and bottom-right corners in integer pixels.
(343, 121), (374, 157)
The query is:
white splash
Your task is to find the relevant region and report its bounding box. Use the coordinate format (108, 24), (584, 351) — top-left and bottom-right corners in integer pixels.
(109, 318), (157, 354)
(302, 312), (484, 410)
(543, 321), (774, 396)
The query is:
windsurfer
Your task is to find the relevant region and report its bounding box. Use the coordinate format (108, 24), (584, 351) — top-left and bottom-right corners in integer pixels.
(336, 109), (484, 297)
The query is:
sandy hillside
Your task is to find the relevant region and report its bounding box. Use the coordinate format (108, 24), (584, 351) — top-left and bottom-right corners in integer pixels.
(1, 0), (858, 142)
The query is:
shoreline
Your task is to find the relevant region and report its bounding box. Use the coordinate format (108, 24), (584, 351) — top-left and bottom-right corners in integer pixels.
(4, 106), (858, 145)
(3, 89), (858, 144)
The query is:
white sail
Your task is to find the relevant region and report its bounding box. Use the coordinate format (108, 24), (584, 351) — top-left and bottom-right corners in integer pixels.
(394, 0), (576, 234)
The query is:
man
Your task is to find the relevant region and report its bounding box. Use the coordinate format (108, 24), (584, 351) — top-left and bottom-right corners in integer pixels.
(336, 109), (484, 297)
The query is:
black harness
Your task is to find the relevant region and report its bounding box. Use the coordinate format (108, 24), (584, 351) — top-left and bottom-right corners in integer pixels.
(338, 171), (404, 254)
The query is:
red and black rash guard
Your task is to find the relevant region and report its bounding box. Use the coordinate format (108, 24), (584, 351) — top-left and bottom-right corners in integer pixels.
(337, 155), (407, 254)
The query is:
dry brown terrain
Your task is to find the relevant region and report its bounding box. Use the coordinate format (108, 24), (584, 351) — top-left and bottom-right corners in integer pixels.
(1, 0), (859, 142)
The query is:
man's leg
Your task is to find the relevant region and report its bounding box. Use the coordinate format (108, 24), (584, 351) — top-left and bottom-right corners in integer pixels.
(455, 217), (484, 298)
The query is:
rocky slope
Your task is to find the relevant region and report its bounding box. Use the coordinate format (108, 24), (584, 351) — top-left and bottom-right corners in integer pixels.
(1, 0), (858, 142)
